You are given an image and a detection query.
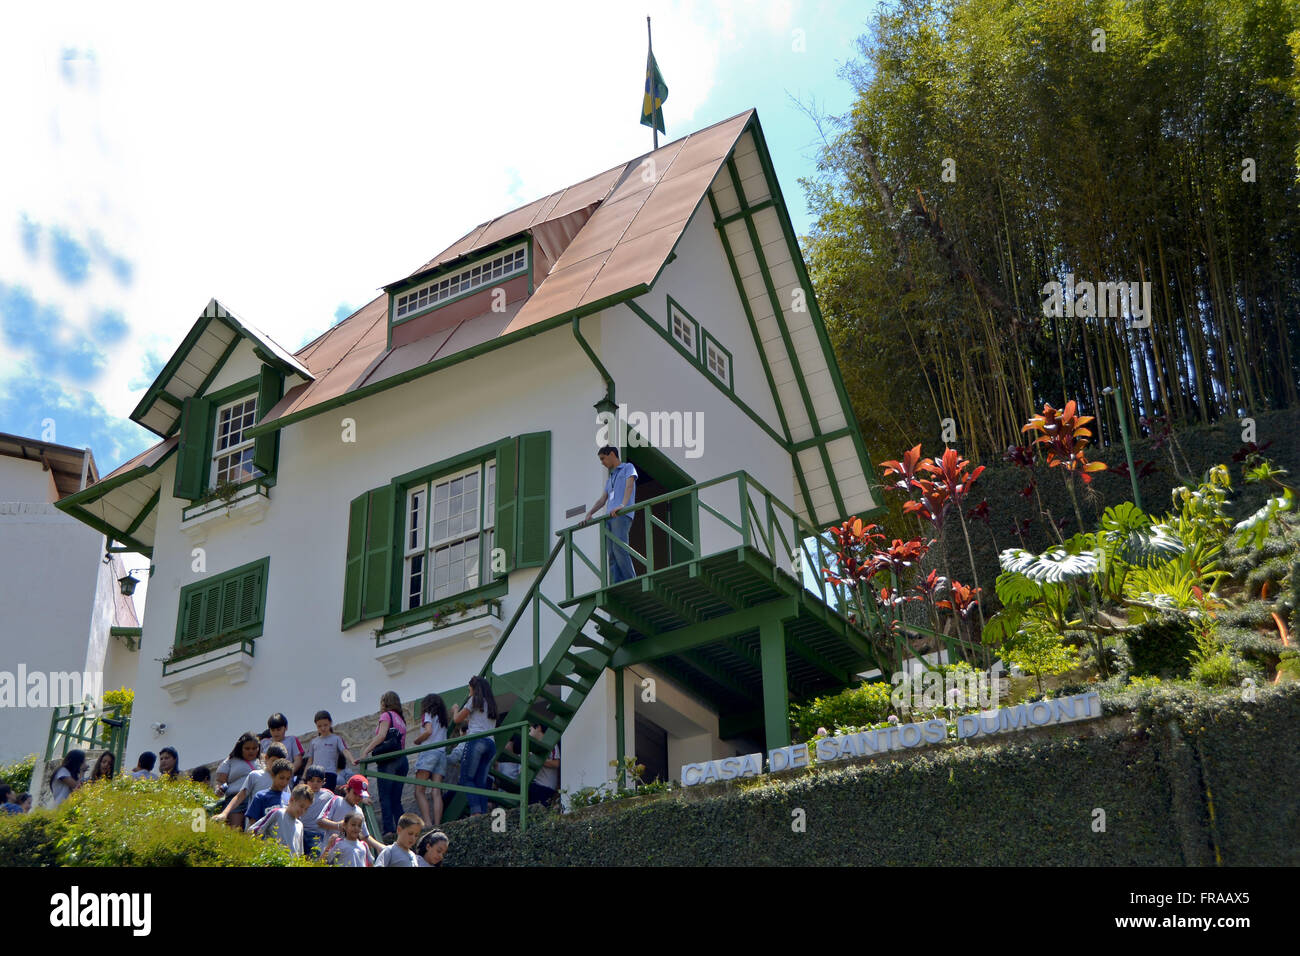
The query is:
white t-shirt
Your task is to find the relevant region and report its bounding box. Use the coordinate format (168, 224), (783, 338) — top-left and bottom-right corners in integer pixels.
(465, 702), (494, 736)
(419, 713), (447, 746)
(534, 746), (560, 790)
(326, 837), (370, 867)
(373, 844), (418, 867)
(50, 767), (76, 807)
(416, 855), (434, 867)
(251, 807), (303, 856)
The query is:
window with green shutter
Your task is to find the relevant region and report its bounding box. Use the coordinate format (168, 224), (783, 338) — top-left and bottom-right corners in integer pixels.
(175, 557), (270, 649)
(347, 433), (549, 631)
(172, 368), (283, 502)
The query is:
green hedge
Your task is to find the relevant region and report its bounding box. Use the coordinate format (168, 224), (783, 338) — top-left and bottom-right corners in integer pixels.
(0, 777), (317, 867)
(437, 683), (1300, 866)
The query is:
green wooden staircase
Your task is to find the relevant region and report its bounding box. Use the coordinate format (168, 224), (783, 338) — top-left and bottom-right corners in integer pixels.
(441, 537), (628, 822)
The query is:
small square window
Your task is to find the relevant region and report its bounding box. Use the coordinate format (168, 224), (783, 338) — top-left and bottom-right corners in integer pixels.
(671, 308), (695, 353)
(706, 339), (730, 385)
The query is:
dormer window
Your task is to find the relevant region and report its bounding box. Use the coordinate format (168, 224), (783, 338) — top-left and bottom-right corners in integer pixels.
(394, 244), (528, 321)
(212, 396), (261, 488)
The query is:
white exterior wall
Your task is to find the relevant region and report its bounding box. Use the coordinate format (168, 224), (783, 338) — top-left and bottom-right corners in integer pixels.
(129, 324), (619, 786)
(124, 208), (817, 791)
(0, 457), (115, 762)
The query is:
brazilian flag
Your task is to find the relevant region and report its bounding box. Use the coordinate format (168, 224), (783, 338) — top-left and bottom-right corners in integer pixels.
(640, 51), (668, 133)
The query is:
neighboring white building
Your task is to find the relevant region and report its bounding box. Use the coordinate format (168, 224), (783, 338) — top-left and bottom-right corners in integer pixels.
(0, 434), (139, 763)
(57, 110), (884, 809)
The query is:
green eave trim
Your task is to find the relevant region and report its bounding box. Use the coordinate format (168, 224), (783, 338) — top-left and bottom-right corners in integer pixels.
(246, 284), (650, 439)
(129, 312), (310, 438)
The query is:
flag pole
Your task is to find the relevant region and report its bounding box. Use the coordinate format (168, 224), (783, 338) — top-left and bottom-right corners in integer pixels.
(647, 16), (658, 149)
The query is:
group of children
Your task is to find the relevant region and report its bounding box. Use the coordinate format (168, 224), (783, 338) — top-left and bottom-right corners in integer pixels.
(27, 683), (566, 866)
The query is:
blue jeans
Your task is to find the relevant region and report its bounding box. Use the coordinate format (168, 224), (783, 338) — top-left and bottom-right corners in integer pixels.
(606, 513), (635, 583)
(461, 737), (496, 815)
(377, 755), (407, 835)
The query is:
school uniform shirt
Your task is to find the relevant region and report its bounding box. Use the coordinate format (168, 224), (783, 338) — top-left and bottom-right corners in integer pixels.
(373, 843), (418, 867)
(301, 788), (333, 834)
(234, 768), (273, 815)
(306, 733), (345, 773)
(326, 837), (371, 867)
(249, 807), (303, 856)
(215, 756), (258, 795)
(464, 703), (494, 737)
(245, 786), (291, 827)
(605, 461), (638, 513)
(261, 736), (305, 762)
(320, 793), (372, 841)
(130, 769), (160, 780)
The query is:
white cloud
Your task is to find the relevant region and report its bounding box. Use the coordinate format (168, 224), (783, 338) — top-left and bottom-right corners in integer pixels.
(0, 0), (814, 448)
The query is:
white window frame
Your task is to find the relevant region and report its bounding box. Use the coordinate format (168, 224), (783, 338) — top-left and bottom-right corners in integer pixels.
(705, 338), (730, 385)
(394, 245), (527, 320)
(670, 304), (697, 355)
(403, 460), (497, 611)
(210, 395), (262, 489)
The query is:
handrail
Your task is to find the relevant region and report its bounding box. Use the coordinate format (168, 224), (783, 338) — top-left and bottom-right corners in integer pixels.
(479, 537), (567, 681)
(46, 702), (129, 770)
(356, 719), (535, 832)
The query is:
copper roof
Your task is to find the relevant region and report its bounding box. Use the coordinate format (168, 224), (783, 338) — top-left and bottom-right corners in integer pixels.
(257, 109), (755, 429)
(85, 109), (756, 494)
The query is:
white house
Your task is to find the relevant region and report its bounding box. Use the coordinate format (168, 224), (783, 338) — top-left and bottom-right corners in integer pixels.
(0, 434), (138, 763)
(56, 109), (885, 810)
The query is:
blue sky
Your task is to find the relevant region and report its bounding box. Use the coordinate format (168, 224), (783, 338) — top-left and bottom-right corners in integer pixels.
(0, 0), (878, 475)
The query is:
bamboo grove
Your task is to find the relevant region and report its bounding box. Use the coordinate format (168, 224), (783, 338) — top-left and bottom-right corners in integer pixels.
(803, 0), (1300, 464)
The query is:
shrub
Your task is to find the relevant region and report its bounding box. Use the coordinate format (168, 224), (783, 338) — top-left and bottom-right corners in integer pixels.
(1127, 614), (1198, 678)
(790, 680), (893, 740)
(0, 754), (37, 794)
(1190, 651), (1240, 688)
(0, 776), (318, 867)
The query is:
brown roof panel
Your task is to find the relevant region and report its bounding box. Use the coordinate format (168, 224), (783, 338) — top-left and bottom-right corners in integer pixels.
(250, 109), (756, 427)
(580, 220), (684, 305)
(502, 254), (607, 334)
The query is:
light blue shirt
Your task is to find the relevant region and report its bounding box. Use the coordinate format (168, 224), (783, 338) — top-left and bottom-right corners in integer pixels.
(605, 462), (638, 514)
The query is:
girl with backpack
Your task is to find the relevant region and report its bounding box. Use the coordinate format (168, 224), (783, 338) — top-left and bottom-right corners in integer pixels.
(359, 691), (407, 836)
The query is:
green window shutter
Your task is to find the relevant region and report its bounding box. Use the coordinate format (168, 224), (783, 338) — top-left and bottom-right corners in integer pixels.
(494, 437), (518, 573)
(253, 365), (283, 475)
(341, 492), (369, 628)
(173, 396), (213, 500)
(200, 581), (222, 639)
(516, 431), (550, 568)
(362, 485), (395, 620)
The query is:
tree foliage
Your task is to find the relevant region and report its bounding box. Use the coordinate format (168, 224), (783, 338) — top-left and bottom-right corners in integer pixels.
(804, 0), (1300, 461)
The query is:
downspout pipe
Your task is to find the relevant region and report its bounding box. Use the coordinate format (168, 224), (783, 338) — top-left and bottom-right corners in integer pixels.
(572, 314), (615, 410)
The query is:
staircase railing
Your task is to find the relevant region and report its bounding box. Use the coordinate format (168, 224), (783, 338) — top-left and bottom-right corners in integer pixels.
(46, 702), (129, 769)
(355, 719), (534, 833)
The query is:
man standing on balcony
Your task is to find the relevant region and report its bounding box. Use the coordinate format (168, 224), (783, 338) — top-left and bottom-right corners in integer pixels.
(586, 446), (638, 584)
